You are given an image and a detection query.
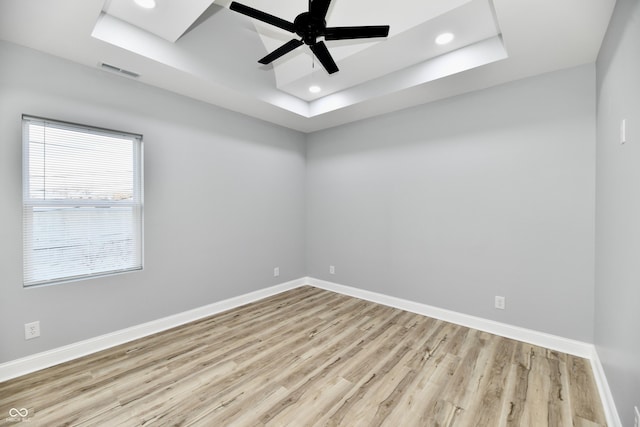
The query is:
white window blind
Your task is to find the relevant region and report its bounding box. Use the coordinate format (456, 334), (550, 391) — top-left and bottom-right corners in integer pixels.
(22, 116), (143, 287)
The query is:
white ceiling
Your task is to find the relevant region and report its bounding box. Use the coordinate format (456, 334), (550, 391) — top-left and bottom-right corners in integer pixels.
(104, 0), (216, 43)
(0, 0), (616, 133)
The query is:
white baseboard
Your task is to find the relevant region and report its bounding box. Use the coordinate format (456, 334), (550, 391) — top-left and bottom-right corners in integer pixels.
(305, 276), (621, 427)
(590, 347), (623, 427)
(306, 277), (593, 357)
(0, 277), (305, 383)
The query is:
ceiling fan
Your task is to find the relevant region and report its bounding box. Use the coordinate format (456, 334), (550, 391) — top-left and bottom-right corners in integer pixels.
(229, 0), (390, 74)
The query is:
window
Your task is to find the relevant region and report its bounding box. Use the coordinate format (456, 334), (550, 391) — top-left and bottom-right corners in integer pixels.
(22, 116), (143, 287)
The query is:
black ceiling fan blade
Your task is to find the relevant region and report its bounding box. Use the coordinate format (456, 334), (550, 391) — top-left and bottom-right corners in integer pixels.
(310, 41), (339, 74)
(323, 25), (390, 40)
(229, 2), (296, 33)
(259, 39), (304, 64)
(310, 0), (332, 19)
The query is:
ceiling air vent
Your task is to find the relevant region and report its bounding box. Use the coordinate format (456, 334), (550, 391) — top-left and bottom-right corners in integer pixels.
(100, 62), (140, 78)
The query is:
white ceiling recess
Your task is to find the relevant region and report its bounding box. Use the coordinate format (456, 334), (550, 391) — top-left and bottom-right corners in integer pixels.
(103, 0), (216, 42)
(0, 0), (616, 132)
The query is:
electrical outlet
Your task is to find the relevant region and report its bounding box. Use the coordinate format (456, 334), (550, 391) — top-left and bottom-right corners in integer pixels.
(24, 321), (40, 340)
(495, 296), (505, 310)
(634, 405), (639, 427)
(329, 265), (335, 275)
(273, 267), (279, 277)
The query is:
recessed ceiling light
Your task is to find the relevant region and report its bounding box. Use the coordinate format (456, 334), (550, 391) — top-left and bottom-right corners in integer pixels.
(134, 0), (156, 9)
(309, 85), (321, 94)
(435, 32), (454, 45)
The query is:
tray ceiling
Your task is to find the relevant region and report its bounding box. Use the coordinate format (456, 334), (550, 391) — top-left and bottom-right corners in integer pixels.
(0, 0), (616, 132)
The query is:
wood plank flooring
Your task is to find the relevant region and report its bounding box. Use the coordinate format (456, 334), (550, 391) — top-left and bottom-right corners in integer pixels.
(0, 286), (606, 426)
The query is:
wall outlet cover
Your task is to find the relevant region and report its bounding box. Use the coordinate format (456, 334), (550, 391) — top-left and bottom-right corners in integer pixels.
(24, 321), (40, 340)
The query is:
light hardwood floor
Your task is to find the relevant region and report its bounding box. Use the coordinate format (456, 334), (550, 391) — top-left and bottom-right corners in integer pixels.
(0, 286), (606, 426)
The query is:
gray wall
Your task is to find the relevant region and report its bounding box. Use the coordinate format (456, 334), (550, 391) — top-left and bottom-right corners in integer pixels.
(0, 41), (306, 363)
(306, 65), (596, 342)
(595, 0), (640, 425)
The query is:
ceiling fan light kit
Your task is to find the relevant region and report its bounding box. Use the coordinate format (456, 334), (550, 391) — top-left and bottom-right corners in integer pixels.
(229, 0), (390, 75)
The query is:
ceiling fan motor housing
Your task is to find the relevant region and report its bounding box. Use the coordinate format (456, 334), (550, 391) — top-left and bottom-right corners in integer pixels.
(294, 12), (325, 45)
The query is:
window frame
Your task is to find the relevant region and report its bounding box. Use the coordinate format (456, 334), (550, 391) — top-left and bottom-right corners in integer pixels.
(22, 115), (144, 287)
